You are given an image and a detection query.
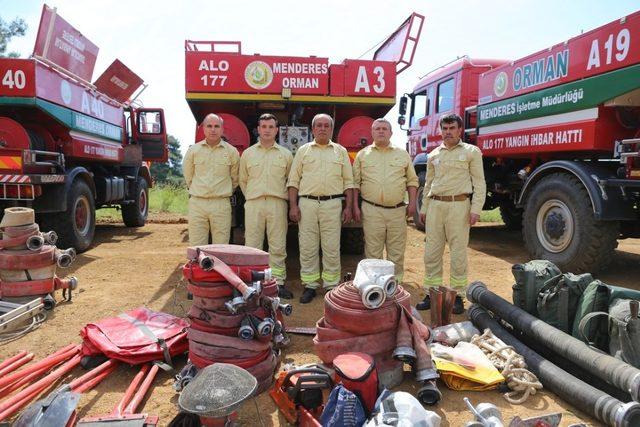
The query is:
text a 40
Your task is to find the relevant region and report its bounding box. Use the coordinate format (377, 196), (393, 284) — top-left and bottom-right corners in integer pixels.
(2, 69), (27, 89)
(200, 75), (228, 86)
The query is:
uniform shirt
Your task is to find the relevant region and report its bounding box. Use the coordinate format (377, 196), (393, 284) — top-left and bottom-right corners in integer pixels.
(183, 140), (240, 198)
(239, 140), (293, 201)
(353, 143), (419, 206)
(421, 140), (486, 215)
(287, 140), (355, 196)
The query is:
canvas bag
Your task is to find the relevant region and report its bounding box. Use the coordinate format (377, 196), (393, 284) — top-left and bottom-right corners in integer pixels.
(512, 260), (562, 316)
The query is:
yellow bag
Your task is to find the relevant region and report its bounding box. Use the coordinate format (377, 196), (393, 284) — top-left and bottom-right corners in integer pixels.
(431, 342), (504, 391)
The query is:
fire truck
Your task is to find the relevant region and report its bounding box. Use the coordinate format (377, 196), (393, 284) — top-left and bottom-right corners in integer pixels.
(0, 5), (168, 251)
(184, 13), (423, 252)
(401, 10), (640, 272)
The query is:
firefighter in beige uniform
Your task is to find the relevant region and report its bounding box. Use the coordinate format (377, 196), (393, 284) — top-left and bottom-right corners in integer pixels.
(183, 114), (240, 245)
(416, 114), (486, 313)
(288, 114), (355, 304)
(240, 114), (294, 299)
(352, 118), (419, 282)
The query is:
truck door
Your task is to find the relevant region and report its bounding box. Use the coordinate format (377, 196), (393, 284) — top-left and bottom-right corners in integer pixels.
(134, 109), (168, 162)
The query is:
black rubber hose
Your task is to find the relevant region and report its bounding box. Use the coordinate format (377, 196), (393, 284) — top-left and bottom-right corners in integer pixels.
(467, 281), (640, 402)
(468, 304), (640, 427)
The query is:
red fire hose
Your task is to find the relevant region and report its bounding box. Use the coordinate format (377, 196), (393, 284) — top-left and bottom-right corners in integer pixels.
(313, 282), (440, 403)
(182, 244), (287, 394)
(0, 221), (77, 306)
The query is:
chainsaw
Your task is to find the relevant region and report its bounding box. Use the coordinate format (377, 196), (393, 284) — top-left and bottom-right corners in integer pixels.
(269, 367), (333, 426)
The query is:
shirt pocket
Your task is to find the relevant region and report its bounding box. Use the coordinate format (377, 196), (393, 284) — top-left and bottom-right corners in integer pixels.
(302, 155), (319, 174)
(389, 157), (407, 181)
(194, 156), (210, 177)
(247, 159), (263, 179)
(329, 158), (343, 177)
(213, 154), (232, 177)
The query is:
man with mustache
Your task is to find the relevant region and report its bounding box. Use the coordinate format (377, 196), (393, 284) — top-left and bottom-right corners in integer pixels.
(415, 113), (486, 314)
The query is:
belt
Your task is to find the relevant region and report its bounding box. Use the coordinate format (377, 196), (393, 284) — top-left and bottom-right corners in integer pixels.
(363, 199), (406, 209)
(430, 194), (470, 202)
(300, 194), (344, 201)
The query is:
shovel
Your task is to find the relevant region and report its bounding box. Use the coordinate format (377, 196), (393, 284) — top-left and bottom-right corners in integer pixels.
(14, 359), (118, 427)
(77, 362), (160, 427)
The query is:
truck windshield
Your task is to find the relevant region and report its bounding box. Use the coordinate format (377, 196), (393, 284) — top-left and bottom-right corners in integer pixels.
(410, 92), (427, 127)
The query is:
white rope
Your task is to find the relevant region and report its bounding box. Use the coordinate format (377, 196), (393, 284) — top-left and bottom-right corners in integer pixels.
(470, 329), (542, 404)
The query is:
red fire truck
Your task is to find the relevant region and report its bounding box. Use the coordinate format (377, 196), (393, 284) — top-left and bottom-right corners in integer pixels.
(402, 10), (640, 272)
(184, 13), (423, 252)
(0, 5), (168, 251)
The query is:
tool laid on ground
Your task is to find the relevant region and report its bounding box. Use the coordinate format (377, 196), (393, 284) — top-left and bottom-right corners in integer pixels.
(0, 345), (82, 421)
(178, 363), (257, 426)
(14, 359), (118, 426)
(0, 298), (45, 343)
(77, 362), (161, 426)
(270, 367), (333, 426)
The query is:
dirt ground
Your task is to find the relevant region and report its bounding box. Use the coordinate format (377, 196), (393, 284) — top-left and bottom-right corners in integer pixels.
(3, 217), (639, 426)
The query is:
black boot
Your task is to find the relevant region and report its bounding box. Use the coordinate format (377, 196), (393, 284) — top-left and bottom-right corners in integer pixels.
(278, 285), (293, 299)
(452, 296), (465, 314)
(416, 294), (431, 311)
(299, 288), (317, 304)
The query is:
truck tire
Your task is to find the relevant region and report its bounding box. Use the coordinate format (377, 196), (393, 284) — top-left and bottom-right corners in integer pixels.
(341, 228), (364, 255)
(500, 202), (523, 230)
(522, 173), (618, 273)
(122, 177), (149, 227)
(413, 171), (426, 231)
(48, 179), (96, 252)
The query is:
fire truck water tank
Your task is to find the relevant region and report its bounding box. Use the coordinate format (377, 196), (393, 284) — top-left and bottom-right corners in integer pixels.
(337, 116), (374, 151)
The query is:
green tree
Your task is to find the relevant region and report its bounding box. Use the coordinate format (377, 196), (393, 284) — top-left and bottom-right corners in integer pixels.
(151, 134), (184, 185)
(0, 17), (27, 58)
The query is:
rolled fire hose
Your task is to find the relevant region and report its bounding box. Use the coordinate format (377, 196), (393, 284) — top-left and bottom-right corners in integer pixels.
(183, 245), (285, 395)
(469, 304), (640, 427)
(314, 282), (439, 401)
(467, 281), (640, 402)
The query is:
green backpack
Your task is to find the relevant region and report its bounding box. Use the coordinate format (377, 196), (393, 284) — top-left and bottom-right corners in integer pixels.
(536, 272), (594, 333)
(573, 281), (640, 366)
(512, 260), (562, 316)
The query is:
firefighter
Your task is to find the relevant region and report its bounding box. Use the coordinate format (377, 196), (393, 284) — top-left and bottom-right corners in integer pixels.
(183, 113), (240, 245)
(288, 114), (355, 304)
(352, 118), (419, 282)
(239, 113), (294, 299)
(416, 113), (486, 313)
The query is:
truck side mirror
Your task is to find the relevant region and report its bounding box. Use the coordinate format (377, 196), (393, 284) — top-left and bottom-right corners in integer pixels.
(397, 116), (406, 126)
(399, 96), (408, 116)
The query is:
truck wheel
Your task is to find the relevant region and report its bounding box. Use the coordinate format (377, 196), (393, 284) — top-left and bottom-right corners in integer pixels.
(122, 177), (149, 227)
(500, 202), (523, 230)
(341, 228), (365, 255)
(413, 171), (426, 231)
(522, 173), (618, 272)
(49, 179), (96, 252)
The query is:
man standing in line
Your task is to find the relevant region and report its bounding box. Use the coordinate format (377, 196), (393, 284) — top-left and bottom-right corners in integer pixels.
(287, 114), (355, 304)
(183, 113), (240, 245)
(239, 113), (294, 299)
(415, 113), (486, 314)
(352, 118), (419, 282)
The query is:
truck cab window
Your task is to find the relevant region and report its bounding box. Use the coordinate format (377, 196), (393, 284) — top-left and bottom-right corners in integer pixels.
(138, 111), (163, 134)
(410, 92), (427, 127)
(437, 78), (454, 113)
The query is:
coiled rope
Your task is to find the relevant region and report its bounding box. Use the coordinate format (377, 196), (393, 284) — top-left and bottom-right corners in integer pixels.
(470, 329), (542, 404)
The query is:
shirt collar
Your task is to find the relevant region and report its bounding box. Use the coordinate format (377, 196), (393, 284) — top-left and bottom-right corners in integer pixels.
(438, 139), (463, 151)
(310, 139), (335, 148)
